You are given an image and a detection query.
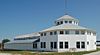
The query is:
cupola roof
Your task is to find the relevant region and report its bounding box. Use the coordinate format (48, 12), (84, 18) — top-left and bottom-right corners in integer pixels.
(57, 15), (79, 22)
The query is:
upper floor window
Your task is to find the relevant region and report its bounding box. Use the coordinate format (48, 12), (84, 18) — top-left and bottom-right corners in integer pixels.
(69, 21), (72, 23)
(75, 31), (79, 34)
(60, 31), (64, 34)
(65, 31), (69, 34)
(54, 31), (57, 35)
(41, 33), (43, 36)
(44, 33), (46, 36)
(50, 32), (53, 35)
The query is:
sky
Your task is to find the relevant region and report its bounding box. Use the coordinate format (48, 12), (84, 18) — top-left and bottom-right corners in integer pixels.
(0, 0), (100, 42)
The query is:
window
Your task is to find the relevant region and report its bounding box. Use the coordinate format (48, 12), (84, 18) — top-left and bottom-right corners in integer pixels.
(33, 43), (37, 48)
(41, 33), (43, 36)
(41, 42), (43, 48)
(61, 21), (63, 24)
(65, 31), (69, 34)
(93, 33), (96, 36)
(65, 42), (68, 48)
(87, 42), (89, 45)
(54, 31), (57, 35)
(69, 21), (72, 23)
(87, 31), (91, 35)
(60, 31), (64, 34)
(50, 42), (57, 49)
(54, 42), (57, 49)
(59, 42), (63, 48)
(41, 42), (46, 48)
(65, 21), (68, 23)
(74, 21), (76, 24)
(44, 42), (46, 48)
(44, 33), (46, 36)
(81, 42), (85, 48)
(50, 32), (53, 35)
(76, 42), (80, 48)
(57, 22), (60, 25)
(75, 31), (79, 34)
(50, 42), (53, 49)
(81, 31), (85, 35)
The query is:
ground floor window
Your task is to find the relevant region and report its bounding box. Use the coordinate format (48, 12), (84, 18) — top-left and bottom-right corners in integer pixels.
(59, 42), (63, 48)
(76, 41), (85, 49)
(76, 42), (80, 48)
(33, 43), (37, 48)
(41, 42), (46, 48)
(50, 42), (57, 49)
(81, 42), (85, 48)
(65, 42), (68, 48)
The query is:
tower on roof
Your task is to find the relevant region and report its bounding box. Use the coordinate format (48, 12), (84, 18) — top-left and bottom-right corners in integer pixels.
(55, 15), (79, 26)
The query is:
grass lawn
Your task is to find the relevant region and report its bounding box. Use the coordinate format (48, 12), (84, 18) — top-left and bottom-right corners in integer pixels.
(0, 48), (100, 55)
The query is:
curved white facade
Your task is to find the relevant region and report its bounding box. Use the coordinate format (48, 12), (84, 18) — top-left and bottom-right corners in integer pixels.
(4, 15), (96, 52)
(39, 15), (96, 52)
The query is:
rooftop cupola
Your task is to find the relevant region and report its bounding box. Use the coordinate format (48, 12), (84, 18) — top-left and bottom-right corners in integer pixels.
(55, 15), (79, 26)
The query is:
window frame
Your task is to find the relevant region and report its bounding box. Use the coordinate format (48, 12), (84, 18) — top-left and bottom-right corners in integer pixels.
(59, 42), (63, 49)
(69, 21), (72, 23)
(65, 42), (68, 48)
(81, 42), (85, 48)
(75, 30), (79, 34)
(60, 31), (64, 34)
(76, 42), (80, 48)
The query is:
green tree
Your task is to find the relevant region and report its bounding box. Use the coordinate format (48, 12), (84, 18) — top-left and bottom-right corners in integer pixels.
(1, 39), (10, 50)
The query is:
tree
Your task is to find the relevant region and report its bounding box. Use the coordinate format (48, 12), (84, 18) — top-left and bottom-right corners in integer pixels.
(1, 39), (10, 50)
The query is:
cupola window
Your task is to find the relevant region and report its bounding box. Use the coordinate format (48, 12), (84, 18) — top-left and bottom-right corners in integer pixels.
(57, 22), (60, 25)
(81, 31), (85, 35)
(60, 21), (63, 24)
(69, 21), (72, 23)
(65, 21), (68, 23)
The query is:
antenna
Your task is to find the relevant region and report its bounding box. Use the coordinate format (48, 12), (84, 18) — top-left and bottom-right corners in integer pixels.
(64, 0), (68, 15)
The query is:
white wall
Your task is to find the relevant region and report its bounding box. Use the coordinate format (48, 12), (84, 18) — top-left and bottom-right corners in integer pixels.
(58, 35), (87, 52)
(40, 31), (58, 51)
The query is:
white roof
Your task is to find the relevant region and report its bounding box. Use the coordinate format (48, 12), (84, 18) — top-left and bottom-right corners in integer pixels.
(40, 24), (95, 32)
(57, 15), (79, 21)
(5, 39), (38, 44)
(15, 32), (40, 39)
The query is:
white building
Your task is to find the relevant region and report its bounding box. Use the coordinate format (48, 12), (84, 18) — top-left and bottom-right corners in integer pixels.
(4, 15), (96, 52)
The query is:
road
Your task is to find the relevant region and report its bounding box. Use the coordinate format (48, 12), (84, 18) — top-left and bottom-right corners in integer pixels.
(84, 51), (100, 55)
(0, 53), (21, 55)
